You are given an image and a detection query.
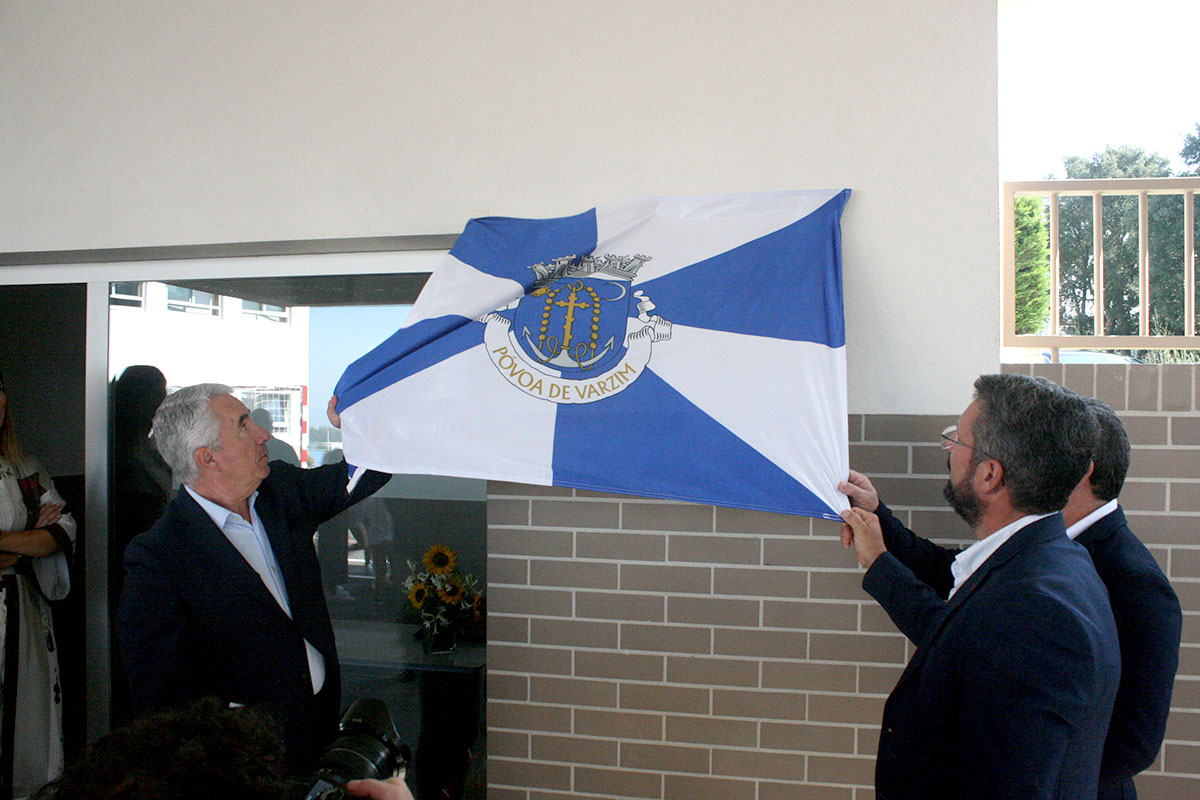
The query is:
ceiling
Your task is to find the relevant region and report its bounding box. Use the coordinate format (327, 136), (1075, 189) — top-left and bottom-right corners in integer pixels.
(168, 272), (431, 308)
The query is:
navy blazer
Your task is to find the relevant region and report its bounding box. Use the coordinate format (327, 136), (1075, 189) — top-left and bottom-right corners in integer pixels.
(117, 460), (390, 774)
(864, 506), (1121, 800)
(1075, 506), (1181, 800)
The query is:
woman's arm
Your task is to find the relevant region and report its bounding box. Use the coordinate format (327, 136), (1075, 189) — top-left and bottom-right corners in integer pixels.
(0, 501), (66, 557)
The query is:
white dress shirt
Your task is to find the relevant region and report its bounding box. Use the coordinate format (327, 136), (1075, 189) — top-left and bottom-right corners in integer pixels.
(185, 486), (326, 694)
(948, 512), (1056, 599)
(1065, 498), (1118, 540)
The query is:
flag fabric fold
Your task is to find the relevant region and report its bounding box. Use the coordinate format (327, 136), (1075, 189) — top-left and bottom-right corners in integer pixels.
(336, 189), (851, 520)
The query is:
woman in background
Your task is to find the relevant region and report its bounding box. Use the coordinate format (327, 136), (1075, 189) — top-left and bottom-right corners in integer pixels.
(0, 370), (76, 798)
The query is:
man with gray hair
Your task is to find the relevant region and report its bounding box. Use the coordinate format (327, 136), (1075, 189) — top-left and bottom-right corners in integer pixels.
(838, 374), (1121, 799)
(117, 384), (390, 774)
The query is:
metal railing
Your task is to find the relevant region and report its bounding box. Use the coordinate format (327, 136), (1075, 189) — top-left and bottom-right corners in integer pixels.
(1002, 177), (1198, 350)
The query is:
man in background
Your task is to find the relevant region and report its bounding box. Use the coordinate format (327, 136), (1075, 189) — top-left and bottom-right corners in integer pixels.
(1062, 397), (1181, 799)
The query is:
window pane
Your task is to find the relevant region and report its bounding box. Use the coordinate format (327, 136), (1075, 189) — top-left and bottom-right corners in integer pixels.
(109, 272), (485, 793)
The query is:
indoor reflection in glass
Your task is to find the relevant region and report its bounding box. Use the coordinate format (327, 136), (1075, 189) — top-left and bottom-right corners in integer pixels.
(108, 276), (487, 798)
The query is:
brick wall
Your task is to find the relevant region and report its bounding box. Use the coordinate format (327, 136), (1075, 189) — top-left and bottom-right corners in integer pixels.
(485, 364), (1200, 799)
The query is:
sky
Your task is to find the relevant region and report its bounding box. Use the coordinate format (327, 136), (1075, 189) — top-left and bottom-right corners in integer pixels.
(309, 304), (411, 418)
(999, 0), (1198, 179)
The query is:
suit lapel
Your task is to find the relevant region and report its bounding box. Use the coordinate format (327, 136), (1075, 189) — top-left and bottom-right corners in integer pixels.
(254, 486), (301, 612)
(175, 490), (293, 622)
(894, 514), (1067, 683)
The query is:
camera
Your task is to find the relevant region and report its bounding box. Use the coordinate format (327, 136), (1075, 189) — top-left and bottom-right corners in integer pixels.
(297, 698), (412, 800)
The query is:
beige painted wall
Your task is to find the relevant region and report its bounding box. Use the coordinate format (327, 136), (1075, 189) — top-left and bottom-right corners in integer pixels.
(0, 0), (1000, 414)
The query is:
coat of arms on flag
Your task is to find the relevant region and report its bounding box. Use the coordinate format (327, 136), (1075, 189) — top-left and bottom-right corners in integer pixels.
(482, 253), (672, 404)
(335, 189), (851, 520)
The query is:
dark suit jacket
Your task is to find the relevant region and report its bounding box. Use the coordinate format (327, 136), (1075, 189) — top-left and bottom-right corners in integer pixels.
(1074, 506), (1181, 800)
(864, 505), (1121, 800)
(117, 460), (390, 774)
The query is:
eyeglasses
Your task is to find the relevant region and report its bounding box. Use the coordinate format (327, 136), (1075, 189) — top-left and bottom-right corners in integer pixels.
(939, 425), (970, 451)
(940, 425), (1002, 467)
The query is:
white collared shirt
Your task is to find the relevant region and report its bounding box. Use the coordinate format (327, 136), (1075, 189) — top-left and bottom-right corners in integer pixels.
(1065, 498), (1119, 540)
(185, 485), (326, 694)
(948, 512), (1056, 599)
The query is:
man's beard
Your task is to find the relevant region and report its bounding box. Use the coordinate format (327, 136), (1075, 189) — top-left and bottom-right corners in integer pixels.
(943, 469), (983, 529)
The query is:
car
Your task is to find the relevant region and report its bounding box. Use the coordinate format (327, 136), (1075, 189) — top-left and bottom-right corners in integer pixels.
(1041, 349), (1143, 364)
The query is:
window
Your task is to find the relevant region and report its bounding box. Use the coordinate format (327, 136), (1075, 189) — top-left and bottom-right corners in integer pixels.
(166, 285), (220, 315)
(243, 299), (289, 323)
(109, 281), (144, 308)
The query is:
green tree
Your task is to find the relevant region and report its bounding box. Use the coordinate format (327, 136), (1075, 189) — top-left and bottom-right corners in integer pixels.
(1183, 124), (1200, 334)
(1181, 123), (1200, 174)
(1057, 146), (1185, 335)
(1014, 196), (1050, 334)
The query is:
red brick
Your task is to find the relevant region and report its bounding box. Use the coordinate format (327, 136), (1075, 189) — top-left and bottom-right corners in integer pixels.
(712, 688), (806, 721)
(713, 628), (808, 660)
(665, 774), (756, 800)
(532, 499), (620, 529)
(530, 618), (619, 649)
(762, 599), (859, 631)
(621, 563), (711, 594)
(764, 537), (854, 568)
(575, 590), (665, 622)
(669, 534), (762, 565)
(488, 643), (572, 675)
(575, 650), (664, 682)
(621, 623), (712, 654)
(668, 595), (760, 627)
(622, 502), (714, 533)
(807, 753), (875, 785)
(620, 683), (710, 714)
(761, 660), (856, 693)
(531, 734), (619, 765)
(711, 747), (806, 780)
(530, 559), (618, 589)
(488, 757), (571, 791)
(488, 700), (572, 733)
(760, 721), (856, 753)
(573, 766), (662, 799)
(620, 741), (709, 773)
(714, 567), (807, 598)
(574, 708), (664, 741)
(665, 714), (757, 747)
(666, 655), (759, 687)
(577, 531), (666, 561)
(530, 676), (617, 708)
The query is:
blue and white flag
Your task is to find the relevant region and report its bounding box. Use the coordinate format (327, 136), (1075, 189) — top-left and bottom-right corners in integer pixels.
(335, 190), (851, 520)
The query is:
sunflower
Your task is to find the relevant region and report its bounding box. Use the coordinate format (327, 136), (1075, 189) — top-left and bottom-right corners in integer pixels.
(469, 592), (486, 621)
(407, 582), (429, 609)
(423, 544), (458, 576)
(437, 577), (464, 605)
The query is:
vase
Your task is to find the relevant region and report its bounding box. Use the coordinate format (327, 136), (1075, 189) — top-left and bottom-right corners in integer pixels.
(422, 627), (457, 655)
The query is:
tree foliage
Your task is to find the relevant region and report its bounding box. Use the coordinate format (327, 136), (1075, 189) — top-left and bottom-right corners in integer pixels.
(1182, 123), (1200, 175)
(1053, 146), (1190, 336)
(1013, 196), (1050, 334)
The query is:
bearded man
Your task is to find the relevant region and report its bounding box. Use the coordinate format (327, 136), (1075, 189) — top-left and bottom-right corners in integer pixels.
(838, 373), (1120, 800)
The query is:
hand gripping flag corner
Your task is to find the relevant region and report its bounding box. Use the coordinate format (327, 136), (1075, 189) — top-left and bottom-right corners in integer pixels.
(335, 189), (852, 520)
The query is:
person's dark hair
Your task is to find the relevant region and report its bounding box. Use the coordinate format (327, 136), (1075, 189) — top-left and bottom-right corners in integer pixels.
(970, 373), (1097, 514)
(0, 367), (23, 463)
(113, 365), (168, 446)
(1084, 396), (1130, 501)
(35, 697), (286, 800)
